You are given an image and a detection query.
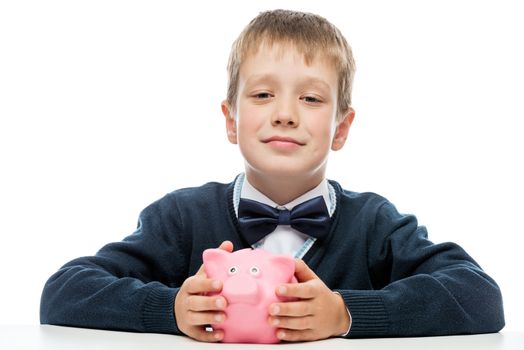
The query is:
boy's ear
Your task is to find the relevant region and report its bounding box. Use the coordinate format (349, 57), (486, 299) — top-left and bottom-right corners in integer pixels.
(221, 100), (237, 144)
(331, 108), (355, 151)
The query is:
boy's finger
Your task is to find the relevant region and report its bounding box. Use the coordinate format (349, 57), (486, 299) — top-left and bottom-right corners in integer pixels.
(269, 315), (314, 330)
(185, 275), (223, 294)
(293, 259), (318, 282)
(185, 295), (227, 312)
(269, 300), (313, 317)
(276, 280), (318, 299)
(186, 310), (226, 326)
(190, 327), (224, 342)
(217, 240), (234, 252)
(276, 328), (316, 342)
(194, 264), (206, 277)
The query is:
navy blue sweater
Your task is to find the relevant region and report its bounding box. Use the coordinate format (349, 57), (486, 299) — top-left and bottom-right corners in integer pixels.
(40, 179), (505, 337)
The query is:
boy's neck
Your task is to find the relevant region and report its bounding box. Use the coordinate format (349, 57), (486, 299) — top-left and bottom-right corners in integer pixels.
(245, 172), (325, 206)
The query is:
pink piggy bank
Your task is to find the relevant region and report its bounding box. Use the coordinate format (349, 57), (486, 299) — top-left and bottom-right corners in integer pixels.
(203, 248), (297, 343)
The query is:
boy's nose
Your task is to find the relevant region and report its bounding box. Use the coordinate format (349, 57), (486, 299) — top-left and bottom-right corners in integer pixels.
(271, 97), (299, 127)
(271, 109), (298, 127)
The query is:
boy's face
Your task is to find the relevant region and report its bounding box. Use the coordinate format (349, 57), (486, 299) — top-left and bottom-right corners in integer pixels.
(222, 43), (353, 186)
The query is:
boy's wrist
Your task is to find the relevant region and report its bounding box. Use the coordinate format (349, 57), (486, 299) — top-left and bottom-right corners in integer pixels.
(333, 291), (352, 336)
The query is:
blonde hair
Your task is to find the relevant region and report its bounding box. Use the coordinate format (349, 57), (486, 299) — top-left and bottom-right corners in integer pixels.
(226, 9), (356, 120)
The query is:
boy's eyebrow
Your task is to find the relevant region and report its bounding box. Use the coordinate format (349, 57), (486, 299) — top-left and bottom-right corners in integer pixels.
(299, 77), (332, 91)
(244, 74), (332, 91)
(243, 74), (279, 87)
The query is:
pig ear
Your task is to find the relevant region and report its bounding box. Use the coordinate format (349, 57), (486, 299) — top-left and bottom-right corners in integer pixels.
(269, 255), (295, 279)
(203, 248), (229, 277)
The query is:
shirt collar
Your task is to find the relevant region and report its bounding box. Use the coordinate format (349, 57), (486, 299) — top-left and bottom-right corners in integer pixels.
(240, 175), (332, 213)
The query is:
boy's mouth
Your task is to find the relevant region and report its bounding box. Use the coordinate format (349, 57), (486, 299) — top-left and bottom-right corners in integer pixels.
(262, 136), (305, 146)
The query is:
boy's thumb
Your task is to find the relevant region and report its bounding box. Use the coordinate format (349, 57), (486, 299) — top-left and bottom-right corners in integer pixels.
(294, 259), (318, 282)
(217, 240), (234, 252)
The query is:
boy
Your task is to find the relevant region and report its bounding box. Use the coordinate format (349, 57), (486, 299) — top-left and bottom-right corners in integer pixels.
(40, 9), (504, 342)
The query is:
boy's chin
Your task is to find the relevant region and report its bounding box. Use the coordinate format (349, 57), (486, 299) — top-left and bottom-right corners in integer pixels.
(246, 165), (326, 182)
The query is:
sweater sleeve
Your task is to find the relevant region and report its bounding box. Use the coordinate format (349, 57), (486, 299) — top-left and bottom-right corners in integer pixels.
(335, 201), (505, 337)
(40, 196), (188, 334)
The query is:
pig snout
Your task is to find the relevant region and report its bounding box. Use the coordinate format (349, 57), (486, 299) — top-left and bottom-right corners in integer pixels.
(221, 274), (260, 305)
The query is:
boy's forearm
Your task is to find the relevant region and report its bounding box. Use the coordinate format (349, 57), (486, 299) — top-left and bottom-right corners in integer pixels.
(335, 266), (504, 337)
(40, 258), (182, 335)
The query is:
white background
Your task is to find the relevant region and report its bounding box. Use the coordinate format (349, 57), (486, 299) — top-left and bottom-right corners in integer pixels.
(1, 0), (523, 331)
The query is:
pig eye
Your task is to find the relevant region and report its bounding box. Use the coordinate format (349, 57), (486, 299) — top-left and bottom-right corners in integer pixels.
(249, 266), (260, 276)
(228, 266), (238, 275)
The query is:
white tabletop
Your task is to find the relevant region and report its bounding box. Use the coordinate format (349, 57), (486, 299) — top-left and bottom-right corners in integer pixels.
(1, 325), (522, 350)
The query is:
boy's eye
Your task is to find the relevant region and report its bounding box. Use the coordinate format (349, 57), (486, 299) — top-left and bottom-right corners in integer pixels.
(253, 92), (272, 99)
(301, 96), (322, 103)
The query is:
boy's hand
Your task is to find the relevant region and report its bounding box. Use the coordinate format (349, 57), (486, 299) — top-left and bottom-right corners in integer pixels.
(174, 241), (233, 342)
(268, 259), (351, 342)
